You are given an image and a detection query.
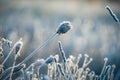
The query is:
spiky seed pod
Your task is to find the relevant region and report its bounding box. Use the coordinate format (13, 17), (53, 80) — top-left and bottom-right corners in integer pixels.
(14, 38), (23, 56)
(58, 41), (67, 63)
(56, 21), (73, 34)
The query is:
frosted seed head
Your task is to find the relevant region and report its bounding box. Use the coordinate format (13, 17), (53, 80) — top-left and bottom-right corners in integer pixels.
(104, 57), (108, 61)
(69, 55), (75, 61)
(45, 56), (54, 64)
(78, 54), (82, 58)
(14, 38), (23, 56)
(84, 54), (89, 58)
(90, 58), (93, 61)
(21, 64), (26, 68)
(26, 71), (30, 74)
(56, 21), (73, 34)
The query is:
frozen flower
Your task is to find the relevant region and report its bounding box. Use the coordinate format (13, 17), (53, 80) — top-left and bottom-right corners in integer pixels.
(56, 21), (73, 34)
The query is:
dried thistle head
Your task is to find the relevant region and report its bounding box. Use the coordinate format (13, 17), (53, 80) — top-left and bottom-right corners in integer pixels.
(56, 21), (73, 34)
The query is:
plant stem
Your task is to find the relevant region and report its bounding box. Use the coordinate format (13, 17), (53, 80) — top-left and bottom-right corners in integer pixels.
(19, 33), (58, 65)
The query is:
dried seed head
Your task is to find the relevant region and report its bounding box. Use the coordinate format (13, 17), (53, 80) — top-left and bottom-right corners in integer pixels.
(13, 64), (26, 73)
(84, 54), (89, 58)
(56, 21), (73, 34)
(45, 56), (55, 64)
(14, 38), (23, 56)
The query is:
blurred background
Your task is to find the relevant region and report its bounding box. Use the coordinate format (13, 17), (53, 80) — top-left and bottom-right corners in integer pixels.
(0, 0), (120, 79)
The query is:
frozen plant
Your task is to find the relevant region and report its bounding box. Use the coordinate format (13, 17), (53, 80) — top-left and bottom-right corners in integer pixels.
(0, 39), (116, 80)
(23, 41), (115, 80)
(19, 21), (73, 65)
